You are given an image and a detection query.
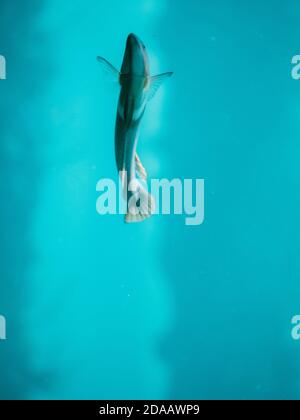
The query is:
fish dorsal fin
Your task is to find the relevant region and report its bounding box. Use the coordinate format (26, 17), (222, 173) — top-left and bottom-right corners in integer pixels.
(147, 72), (173, 101)
(135, 153), (147, 180)
(97, 56), (120, 83)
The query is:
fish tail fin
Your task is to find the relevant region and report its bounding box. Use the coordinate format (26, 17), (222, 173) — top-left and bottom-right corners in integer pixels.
(125, 182), (155, 224)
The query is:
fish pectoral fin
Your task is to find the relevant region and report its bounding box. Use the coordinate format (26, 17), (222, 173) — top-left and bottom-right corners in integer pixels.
(97, 56), (120, 83)
(135, 153), (147, 180)
(147, 72), (173, 101)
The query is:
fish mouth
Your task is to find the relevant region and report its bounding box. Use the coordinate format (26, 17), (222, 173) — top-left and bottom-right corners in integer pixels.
(122, 33), (148, 76)
(127, 33), (145, 49)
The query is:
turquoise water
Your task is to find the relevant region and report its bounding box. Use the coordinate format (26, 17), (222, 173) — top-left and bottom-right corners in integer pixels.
(1, 0), (300, 400)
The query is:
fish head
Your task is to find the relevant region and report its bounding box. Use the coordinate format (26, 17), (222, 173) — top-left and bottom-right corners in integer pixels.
(121, 33), (150, 77)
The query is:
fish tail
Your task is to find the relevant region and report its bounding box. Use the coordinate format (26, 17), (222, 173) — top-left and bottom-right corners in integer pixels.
(125, 181), (155, 223)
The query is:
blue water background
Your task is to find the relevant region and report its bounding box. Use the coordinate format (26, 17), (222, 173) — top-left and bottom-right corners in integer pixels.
(1, 0), (300, 400)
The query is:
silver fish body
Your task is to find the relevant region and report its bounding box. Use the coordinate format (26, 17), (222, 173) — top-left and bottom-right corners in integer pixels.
(97, 34), (173, 223)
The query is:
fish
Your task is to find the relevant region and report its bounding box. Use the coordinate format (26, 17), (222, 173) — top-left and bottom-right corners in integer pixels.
(97, 33), (173, 223)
